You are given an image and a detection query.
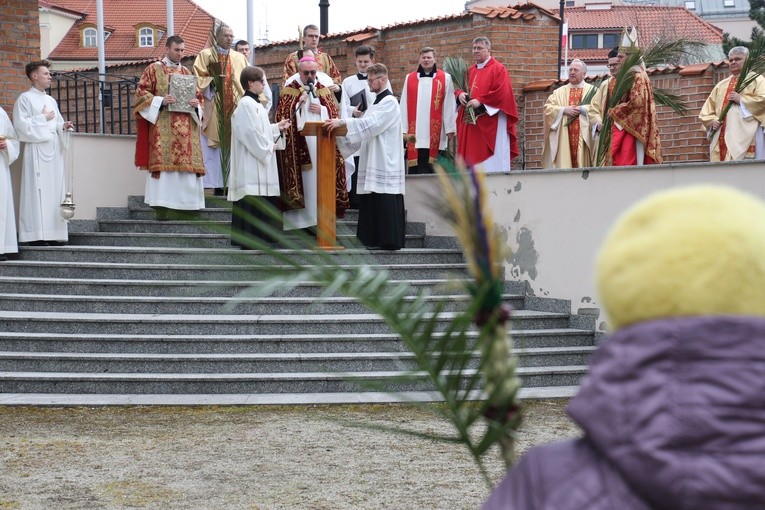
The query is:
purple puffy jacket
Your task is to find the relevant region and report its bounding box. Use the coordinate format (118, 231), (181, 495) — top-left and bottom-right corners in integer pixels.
(483, 316), (765, 510)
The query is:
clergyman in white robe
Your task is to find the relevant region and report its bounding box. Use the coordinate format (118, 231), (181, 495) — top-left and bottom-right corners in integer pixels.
(333, 83), (406, 250)
(283, 78), (328, 230)
(229, 91), (285, 202)
(228, 88), (286, 246)
(13, 87), (69, 243)
(0, 107), (20, 257)
(399, 64), (457, 173)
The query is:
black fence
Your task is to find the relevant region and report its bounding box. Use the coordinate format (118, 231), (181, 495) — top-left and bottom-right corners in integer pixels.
(50, 72), (139, 135)
(49, 72), (285, 134)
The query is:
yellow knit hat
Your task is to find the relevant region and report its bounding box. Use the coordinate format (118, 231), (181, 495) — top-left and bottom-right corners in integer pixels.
(596, 185), (765, 330)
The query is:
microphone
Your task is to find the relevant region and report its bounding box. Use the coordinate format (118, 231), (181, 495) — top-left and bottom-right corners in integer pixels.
(306, 78), (316, 98)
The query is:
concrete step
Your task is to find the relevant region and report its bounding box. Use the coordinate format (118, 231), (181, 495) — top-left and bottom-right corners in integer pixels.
(64, 232), (427, 248)
(0, 386), (581, 405)
(17, 245), (463, 265)
(0, 310), (572, 335)
(0, 347), (594, 374)
(0, 276), (522, 298)
(94, 219), (426, 236)
(0, 260), (461, 280)
(0, 365), (588, 394)
(0, 292), (526, 315)
(123, 196), (362, 220)
(120, 207), (362, 223)
(0, 329), (595, 354)
(82, 232), (425, 248)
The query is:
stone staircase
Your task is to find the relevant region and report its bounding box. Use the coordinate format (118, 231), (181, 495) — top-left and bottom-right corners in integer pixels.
(0, 197), (597, 404)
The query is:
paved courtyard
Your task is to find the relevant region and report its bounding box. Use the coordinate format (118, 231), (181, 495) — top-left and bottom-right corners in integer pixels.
(0, 400), (579, 509)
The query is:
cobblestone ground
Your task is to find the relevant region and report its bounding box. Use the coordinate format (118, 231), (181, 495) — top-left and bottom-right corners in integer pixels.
(0, 399), (580, 509)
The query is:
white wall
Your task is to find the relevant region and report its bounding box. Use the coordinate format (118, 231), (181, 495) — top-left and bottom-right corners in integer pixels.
(39, 10), (78, 59)
(405, 161), (765, 327)
(11, 134), (144, 221)
(11, 135), (765, 327)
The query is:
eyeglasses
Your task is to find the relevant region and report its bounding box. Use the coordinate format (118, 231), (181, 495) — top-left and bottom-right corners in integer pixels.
(301, 70), (317, 76)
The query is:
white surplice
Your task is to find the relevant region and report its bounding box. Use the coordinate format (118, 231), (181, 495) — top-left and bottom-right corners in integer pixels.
(0, 108), (19, 254)
(340, 74), (391, 186)
(13, 87), (69, 243)
(200, 78), (274, 189)
(283, 79), (328, 230)
(399, 70), (457, 151)
(228, 95), (285, 202)
(344, 93), (405, 195)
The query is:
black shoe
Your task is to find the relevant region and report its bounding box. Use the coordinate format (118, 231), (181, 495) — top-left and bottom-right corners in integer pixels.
(0, 254), (6, 261)
(214, 187), (225, 196)
(47, 241), (67, 246)
(27, 240), (48, 246)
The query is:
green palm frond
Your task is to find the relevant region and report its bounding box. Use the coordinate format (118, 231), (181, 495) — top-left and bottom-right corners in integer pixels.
(443, 56), (478, 125)
(208, 21), (233, 188)
(653, 88), (688, 116)
(565, 78), (603, 127)
(713, 38), (765, 131)
(206, 157), (521, 487)
(442, 57), (469, 92)
(596, 38), (703, 165)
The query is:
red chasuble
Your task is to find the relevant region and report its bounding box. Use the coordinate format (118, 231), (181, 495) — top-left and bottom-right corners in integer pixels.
(608, 68), (662, 166)
(455, 57), (519, 166)
(274, 81), (348, 216)
(405, 69), (447, 165)
(133, 61), (205, 177)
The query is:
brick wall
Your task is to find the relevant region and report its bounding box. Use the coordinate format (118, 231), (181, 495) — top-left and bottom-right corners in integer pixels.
(522, 65), (728, 169)
(253, 8), (559, 97)
(0, 0), (41, 119)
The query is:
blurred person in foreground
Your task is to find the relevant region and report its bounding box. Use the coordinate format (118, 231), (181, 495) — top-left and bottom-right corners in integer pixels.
(484, 184), (765, 509)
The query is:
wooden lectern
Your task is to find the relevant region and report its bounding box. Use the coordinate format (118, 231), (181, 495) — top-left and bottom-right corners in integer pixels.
(300, 121), (347, 250)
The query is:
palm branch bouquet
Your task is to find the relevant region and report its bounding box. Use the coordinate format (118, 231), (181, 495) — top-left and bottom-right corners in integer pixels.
(443, 56), (478, 125)
(206, 21), (232, 188)
(597, 38), (702, 165)
(708, 38), (765, 139)
(215, 155), (522, 486)
(564, 77), (603, 127)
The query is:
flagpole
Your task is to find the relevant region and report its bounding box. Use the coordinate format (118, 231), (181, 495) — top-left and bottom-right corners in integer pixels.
(557, 0), (564, 79)
(563, 22), (569, 79)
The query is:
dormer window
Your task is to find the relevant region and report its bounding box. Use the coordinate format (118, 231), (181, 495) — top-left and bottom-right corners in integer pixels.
(139, 27), (154, 47)
(83, 27), (97, 47)
(136, 24), (164, 48)
(81, 26), (111, 48)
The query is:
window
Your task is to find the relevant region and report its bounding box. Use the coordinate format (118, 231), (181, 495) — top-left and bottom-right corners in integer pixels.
(685, 0), (696, 8)
(723, 0), (735, 6)
(565, 0), (575, 6)
(139, 27), (154, 47)
(83, 27), (97, 47)
(602, 33), (620, 48)
(571, 34), (598, 49)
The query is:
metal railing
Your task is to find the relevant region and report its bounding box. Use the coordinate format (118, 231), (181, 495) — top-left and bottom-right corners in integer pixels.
(50, 72), (140, 135)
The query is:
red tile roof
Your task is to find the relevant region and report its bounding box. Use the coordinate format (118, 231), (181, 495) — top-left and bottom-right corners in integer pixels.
(566, 4), (722, 42)
(258, 3), (550, 47)
(564, 5), (722, 63)
(45, 0), (217, 62)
